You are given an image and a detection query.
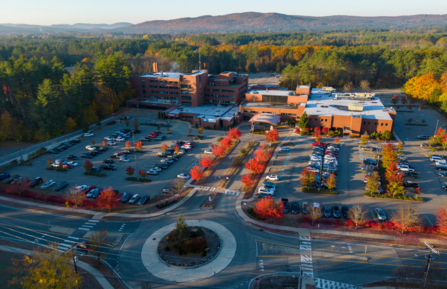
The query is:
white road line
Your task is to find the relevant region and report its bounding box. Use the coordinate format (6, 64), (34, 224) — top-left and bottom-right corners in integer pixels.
(68, 236), (79, 240)
(85, 222), (97, 225)
(60, 243), (73, 248)
(78, 228), (89, 231)
(88, 220), (99, 223)
(81, 225), (94, 228)
(57, 246), (68, 251)
(63, 240), (76, 244)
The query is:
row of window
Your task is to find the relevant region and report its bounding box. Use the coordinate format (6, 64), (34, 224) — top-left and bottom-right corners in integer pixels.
(205, 94), (234, 98)
(146, 90), (179, 95)
(181, 90), (192, 94)
(312, 118), (329, 122)
(181, 96), (191, 100)
(206, 100), (236, 104)
(243, 110), (257, 113)
(181, 84), (191, 88)
(363, 121), (389, 126)
(141, 79), (178, 84)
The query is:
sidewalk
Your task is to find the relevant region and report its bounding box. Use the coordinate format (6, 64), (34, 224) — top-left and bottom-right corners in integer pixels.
(0, 187), (196, 220)
(0, 245), (114, 289)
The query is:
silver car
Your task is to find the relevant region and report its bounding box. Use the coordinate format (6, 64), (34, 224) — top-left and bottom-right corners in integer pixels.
(375, 208), (387, 221)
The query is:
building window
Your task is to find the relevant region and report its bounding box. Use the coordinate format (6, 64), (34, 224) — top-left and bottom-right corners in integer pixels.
(386, 123), (388, 126)
(141, 80), (145, 83)
(363, 122), (366, 125)
(381, 123), (384, 126)
(182, 102), (192, 106)
(368, 122), (370, 125)
(149, 80), (157, 83)
(142, 90), (146, 94)
(181, 84), (192, 88)
(315, 118), (318, 121)
(142, 85), (145, 88)
(181, 96), (191, 100)
(181, 90), (192, 94)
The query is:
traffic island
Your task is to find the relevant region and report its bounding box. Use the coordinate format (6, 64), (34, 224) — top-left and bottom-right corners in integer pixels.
(158, 226), (221, 267)
(141, 219), (236, 282)
(84, 172), (107, 177)
(200, 193), (222, 209)
(45, 167), (68, 172)
(124, 177), (151, 183)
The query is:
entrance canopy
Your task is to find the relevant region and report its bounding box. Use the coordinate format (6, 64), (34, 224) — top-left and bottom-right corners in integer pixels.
(249, 113), (281, 126)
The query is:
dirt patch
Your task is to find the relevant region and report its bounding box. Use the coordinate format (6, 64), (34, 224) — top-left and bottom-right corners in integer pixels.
(79, 256), (126, 289)
(252, 276), (300, 289)
(158, 227), (221, 267)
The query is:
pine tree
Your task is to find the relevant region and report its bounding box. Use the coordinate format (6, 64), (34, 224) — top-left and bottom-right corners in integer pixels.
(172, 214), (191, 247)
(298, 112), (309, 130)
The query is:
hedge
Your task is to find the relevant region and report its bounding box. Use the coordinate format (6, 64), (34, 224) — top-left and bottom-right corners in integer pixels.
(84, 172), (107, 177)
(301, 186), (337, 195)
(45, 167), (68, 172)
(125, 177), (152, 183)
(156, 200), (177, 208)
(364, 192), (424, 202)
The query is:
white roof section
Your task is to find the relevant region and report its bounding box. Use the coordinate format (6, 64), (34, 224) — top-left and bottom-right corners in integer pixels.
(303, 95), (394, 120)
(139, 70), (206, 79)
(247, 89), (295, 96)
(169, 104), (239, 119)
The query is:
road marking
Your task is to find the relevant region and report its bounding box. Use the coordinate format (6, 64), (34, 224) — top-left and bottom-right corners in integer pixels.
(299, 236), (311, 241)
(88, 220), (99, 223)
(300, 245), (311, 251)
(78, 228), (89, 231)
(63, 240), (76, 244)
(68, 236), (79, 240)
(60, 243), (72, 248)
(81, 225), (94, 228)
(85, 222), (97, 225)
(57, 246), (68, 251)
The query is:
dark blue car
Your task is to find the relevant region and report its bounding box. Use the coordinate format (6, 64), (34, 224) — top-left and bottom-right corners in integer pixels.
(0, 173), (10, 180)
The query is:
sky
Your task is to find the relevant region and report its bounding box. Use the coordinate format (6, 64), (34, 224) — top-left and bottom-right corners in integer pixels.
(2, 0), (447, 25)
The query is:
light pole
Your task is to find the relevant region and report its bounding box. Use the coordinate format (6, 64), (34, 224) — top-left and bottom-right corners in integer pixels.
(422, 242), (440, 289)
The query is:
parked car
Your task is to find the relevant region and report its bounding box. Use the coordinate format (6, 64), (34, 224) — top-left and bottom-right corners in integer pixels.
(92, 189), (102, 198)
(400, 167), (416, 172)
(265, 175), (279, 181)
(71, 139), (80, 143)
(162, 187), (175, 195)
(66, 161), (78, 167)
(103, 159), (114, 164)
(279, 147), (291, 152)
(431, 155), (445, 162)
(363, 158), (378, 166)
(262, 181), (277, 187)
(361, 165), (379, 172)
(177, 173), (190, 179)
(119, 157), (130, 162)
(29, 177), (43, 187)
(121, 192), (132, 203)
(8, 175), (22, 184)
(54, 182), (68, 191)
(255, 193), (271, 199)
(302, 202), (310, 215)
(323, 206), (331, 218)
(417, 135), (430, 140)
(291, 202), (300, 214)
(147, 169), (159, 175)
(100, 164), (116, 171)
(258, 186), (275, 195)
(83, 133), (94, 137)
(81, 154), (92, 159)
(0, 173), (11, 180)
(404, 181), (419, 188)
(397, 154), (407, 160)
(281, 198), (289, 213)
(139, 195), (150, 205)
(128, 194), (141, 204)
(67, 155), (78, 160)
(402, 171), (418, 178)
(87, 188), (99, 198)
(47, 149), (59, 154)
(332, 206), (341, 218)
(41, 179), (56, 189)
(90, 167), (101, 173)
(77, 241), (90, 251)
(342, 206), (349, 218)
(204, 149), (213, 154)
(375, 208), (387, 221)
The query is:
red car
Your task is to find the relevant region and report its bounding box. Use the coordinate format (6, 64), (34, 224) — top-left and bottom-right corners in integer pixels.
(76, 241), (90, 251)
(149, 132), (159, 136)
(312, 142), (326, 147)
(62, 164), (74, 169)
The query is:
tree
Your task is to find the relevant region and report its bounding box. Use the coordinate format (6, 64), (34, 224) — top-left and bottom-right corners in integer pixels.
(132, 120), (139, 130)
(174, 144), (180, 153)
(298, 112), (309, 129)
(125, 141), (131, 149)
(83, 160), (93, 172)
(400, 97), (407, 105)
(96, 187), (121, 212)
(435, 206), (447, 235)
(408, 104), (413, 110)
(162, 143), (168, 152)
(308, 203), (322, 226)
(190, 164), (204, 180)
(396, 141), (403, 152)
(134, 141), (143, 150)
(15, 179), (31, 197)
(170, 178), (186, 193)
(314, 130), (322, 142)
(125, 166), (135, 176)
(200, 156), (215, 168)
(360, 131), (369, 145)
(228, 127), (241, 139)
(220, 136), (233, 149)
(171, 214), (191, 248)
(407, 118), (413, 124)
(211, 144), (226, 157)
(66, 188), (86, 207)
(253, 196), (285, 221)
(391, 204), (422, 234)
(245, 158), (266, 174)
(102, 139), (107, 147)
(241, 173), (255, 188)
(382, 143), (398, 168)
(359, 80), (370, 92)
(343, 81), (354, 92)
(265, 129), (279, 143)
(9, 246), (82, 289)
(382, 130), (392, 140)
(391, 95), (399, 105)
(365, 171), (380, 193)
(46, 157), (53, 166)
(334, 137), (340, 144)
(348, 204), (368, 230)
(326, 173), (337, 190)
(386, 161), (405, 196)
(89, 230), (109, 264)
(254, 143), (271, 163)
(413, 187), (421, 195)
(198, 127), (204, 135)
(322, 127), (329, 135)
(300, 167), (316, 188)
(139, 169), (147, 179)
(124, 119), (130, 128)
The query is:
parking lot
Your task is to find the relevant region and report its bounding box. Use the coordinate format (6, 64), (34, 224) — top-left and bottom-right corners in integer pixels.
(0, 109), (224, 206)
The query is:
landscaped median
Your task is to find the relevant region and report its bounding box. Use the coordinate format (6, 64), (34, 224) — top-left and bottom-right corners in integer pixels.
(124, 177), (151, 183)
(45, 166), (68, 172)
(364, 192), (424, 202)
(84, 172), (107, 177)
(301, 186), (337, 195)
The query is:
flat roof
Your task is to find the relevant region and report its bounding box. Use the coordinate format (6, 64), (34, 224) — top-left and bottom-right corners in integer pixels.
(249, 113), (281, 125)
(169, 104), (238, 118)
(242, 101), (298, 110)
(138, 70), (206, 79)
(247, 89), (295, 96)
(303, 95), (393, 120)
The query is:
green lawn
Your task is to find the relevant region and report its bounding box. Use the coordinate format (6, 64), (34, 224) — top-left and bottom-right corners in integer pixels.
(0, 251), (22, 288)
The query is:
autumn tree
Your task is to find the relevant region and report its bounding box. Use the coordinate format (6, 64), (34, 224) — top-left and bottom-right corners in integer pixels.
(254, 143), (271, 163)
(314, 129), (322, 142)
(391, 204), (422, 234)
(220, 136), (233, 149)
(125, 166), (135, 176)
(325, 173), (337, 191)
(15, 179), (31, 197)
(300, 167), (316, 188)
(435, 206), (447, 235)
(348, 204), (368, 230)
(308, 203), (322, 226)
(241, 173), (255, 188)
(161, 143), (168, 152)
(253, 196), (285, 221)
(139, 169), (147, 179)
(174, 144), (180, 153)
(89, 230), (109, 265)
(211, 144), (226, 157)
(359, 80), (370, 92)
(334, 137), (340, 144)
(132, 120), (139, 130)
(200, 156), (215, 168)
(9, 246), (82, 289)
(125, 141), (131, 149)
(386, 161), (405, 196)
(102, 139), (107, 147)
(134, 141), (143, 150)
(83, 160), (93, 172)
(382, 143), (398, 168)
(365, 171), (380, 193)
(391, 95), (399, 105)
(265, 129), (279, 143)
(97, 187), (121, 212)
(228, 127), (242, 139)
(396, 141), (403, 152)
(343, 81), (354, 92)
(190, 164), (204, 180)
(245, 158), (266, 174)
(198, 127), (203, 135)
(360, 131), (369, 145)
(47, 157), (53, 166)
(66, 187), (86, 207)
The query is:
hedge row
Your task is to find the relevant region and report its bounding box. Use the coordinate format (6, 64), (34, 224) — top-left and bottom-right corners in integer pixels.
(125, 177), (151, 182)
(364, 192), (424, 202)
(301, 186), (337, 195)
(346, 219), (441, 233)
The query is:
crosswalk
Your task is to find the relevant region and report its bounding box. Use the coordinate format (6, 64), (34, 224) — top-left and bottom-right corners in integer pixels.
(223, 189), (240, 196)
(198, 186), (216, 192)
(78, 219), (99, 231)
(314, 278), (359, 289)
(197, 186), (240, 196)
(57, 236), (79, 251)
(119, 223), (126, 232)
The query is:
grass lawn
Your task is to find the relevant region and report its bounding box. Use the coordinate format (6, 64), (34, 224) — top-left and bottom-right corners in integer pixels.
(0, 250), (22, 289)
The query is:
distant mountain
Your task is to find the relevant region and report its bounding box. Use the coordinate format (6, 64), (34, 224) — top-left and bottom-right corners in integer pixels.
(118, 12), (447, 33)
(0, 22), (133, 33)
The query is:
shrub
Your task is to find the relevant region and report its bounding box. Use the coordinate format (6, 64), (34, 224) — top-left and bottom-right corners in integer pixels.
(181, 236), (208, 254)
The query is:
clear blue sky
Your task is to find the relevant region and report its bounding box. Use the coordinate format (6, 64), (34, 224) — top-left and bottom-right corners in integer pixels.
(2, 0), (447, 25)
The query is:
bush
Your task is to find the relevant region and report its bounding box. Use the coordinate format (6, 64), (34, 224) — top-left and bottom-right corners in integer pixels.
(181, 237), (208, 254)
(301, 186), (337, 195)
(364, 192), (424, 202)
(216, 137), (223, 142)
(107, 120), (117, 125)
(247, 207), (264, 220)
(84, 172), (107, 177)
(125, 177), (151, 182)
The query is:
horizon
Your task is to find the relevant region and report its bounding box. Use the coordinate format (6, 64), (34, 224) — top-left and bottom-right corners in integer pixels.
(2, 0), (447, 26)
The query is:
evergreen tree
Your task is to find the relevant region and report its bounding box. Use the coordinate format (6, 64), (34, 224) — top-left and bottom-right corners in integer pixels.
(298, 112), (309, 129)
(172, 214), (191, 248)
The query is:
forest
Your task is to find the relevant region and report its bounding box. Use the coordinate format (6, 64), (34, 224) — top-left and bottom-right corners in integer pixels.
(0, 28), (446, 143)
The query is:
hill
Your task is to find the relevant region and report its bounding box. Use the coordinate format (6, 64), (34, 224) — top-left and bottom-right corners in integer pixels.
(119, 12), (447, 33)
(0, 22), (133, 33)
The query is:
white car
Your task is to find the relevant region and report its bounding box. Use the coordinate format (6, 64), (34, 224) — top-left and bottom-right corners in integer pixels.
(85, 145), (96, 151)
(83, 133), (94, 137)
(107, 141), (117, 146)
(104, 136), (113, 141)
(397, 154), (407, 160)
(259, 185), (275, 192)
(115, 137), (125, 142)
(120, 157), (130, 162)
(147, 169), (159, 175)
(41, 179), (56, 189)
(258, 187), (275, 195)
(265, 175), (279, 181)
(128, 194), (140, 204)
(204, 149), (213, 154)
(66, 161), (78, 167)
(152, 167), (162, 172)
(279, 147), (291, 152)
(181, 145), (191, 150)
(430, 155), (444, 162)
(177, 173), (190, 179)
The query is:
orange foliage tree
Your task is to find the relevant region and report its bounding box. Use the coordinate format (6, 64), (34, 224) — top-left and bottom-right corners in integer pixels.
(175, 144), (180, 153)
(134, 141), (143, 150)
(435, 206), (447, 235)
(200, 156), (215, 168)
(254, 196), (285, 220)
(254, 143), (271, 163)
(97, 187), (121, 212)
(139, 169), (147, 179)
(220, 136), (233, 149)
(245, 158), (266, 174)
(125, 141), (131, 149)
(212, 144), (226, 157)
(265, 129), (279, 143)
(190, 164), (204, 180)
(161, 143), (167, 152)
(228, 128), (242, 139)
(241, 173), (255, 188)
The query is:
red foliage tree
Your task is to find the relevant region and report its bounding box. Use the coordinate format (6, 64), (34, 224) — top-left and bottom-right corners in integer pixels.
(245, 158), (266, 174)
(254, 143), (271, 163)
(200, 156), (215, 168)
(97, 187), (121, 213)
(265, 129), (279, 143)
(161, 143), (167, 152)
(83, 160), (93, 172)
(314, 127), (321, 133)
(435, 206), (447, 235)
(413, 187), (421, 195)
(254, 196), (285, 220)
(125, 141), (131, 149)
(295, 128), (300, 134)
(125, 166), (135, 176)
(228, 127), (242, 139)
(322, 127), (329, 134)
(334, 137), (340, 144)
(212, 144), (226, 157)
(241, 173), (255, 188)
(220, 136), (233, 149)
(134, 141), (143, 150)
(102, 139), (107, 147)
(139, 169), (147, 179)
(314, 130), (322, 141)
(174, 144), (180, 153)
(190, 164), (204, 180)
